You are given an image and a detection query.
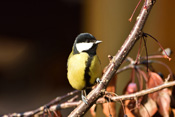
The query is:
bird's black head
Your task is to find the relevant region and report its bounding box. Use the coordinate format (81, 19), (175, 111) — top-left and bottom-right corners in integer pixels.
(73, 33), (102, 56)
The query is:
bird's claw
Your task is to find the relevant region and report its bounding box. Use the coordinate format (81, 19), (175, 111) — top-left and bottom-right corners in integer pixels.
(81, 95), (88, 104)
(96, 78), (102, 84)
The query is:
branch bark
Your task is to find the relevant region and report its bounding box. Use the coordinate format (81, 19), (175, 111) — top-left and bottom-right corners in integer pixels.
(68, 0), (156, 116)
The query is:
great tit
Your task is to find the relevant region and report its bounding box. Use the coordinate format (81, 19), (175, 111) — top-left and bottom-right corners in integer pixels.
(67, 33), (102, 104)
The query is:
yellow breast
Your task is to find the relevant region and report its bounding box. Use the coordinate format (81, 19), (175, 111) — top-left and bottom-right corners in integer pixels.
(67, 53), (88, 90)
(67, 52), (102, 90)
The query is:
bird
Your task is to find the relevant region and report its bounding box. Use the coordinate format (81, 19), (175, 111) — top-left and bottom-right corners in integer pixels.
(67, 33), (102, 104)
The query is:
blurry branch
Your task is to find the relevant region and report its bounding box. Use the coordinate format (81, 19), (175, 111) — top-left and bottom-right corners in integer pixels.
(3, 101), (81, 117)
(69, 0), (156, 116)
(44, 90), (79, 107)
(2, 90), (79, 117)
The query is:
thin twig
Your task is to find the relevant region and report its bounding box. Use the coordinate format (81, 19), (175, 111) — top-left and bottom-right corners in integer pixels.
(143, 33), (171, 61)
(45, 90), (80, 108)
(2, 90), (80, 117)
(143, 37), (149, 72)
(111, 81), (175, 101)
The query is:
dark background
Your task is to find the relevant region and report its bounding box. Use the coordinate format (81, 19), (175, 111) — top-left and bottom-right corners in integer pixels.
(0, 1), (81, 116)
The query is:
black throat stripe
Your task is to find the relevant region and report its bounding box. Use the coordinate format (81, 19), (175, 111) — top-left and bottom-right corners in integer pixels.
(84, 55), (94, 88)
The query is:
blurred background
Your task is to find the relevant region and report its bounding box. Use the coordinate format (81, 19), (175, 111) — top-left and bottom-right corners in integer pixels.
(0, 1), (174, 116)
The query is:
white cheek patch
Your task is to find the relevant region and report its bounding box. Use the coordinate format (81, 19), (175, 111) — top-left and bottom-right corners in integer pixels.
(76, 42), (93, 52)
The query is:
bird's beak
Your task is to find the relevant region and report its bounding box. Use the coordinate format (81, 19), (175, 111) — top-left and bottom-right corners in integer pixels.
(95, 40), (102, 44)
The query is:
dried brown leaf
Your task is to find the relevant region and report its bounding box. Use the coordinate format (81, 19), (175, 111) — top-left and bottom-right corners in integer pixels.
(125, 106), (135, 117)
(171, 108), (175, 116)
(157, 89), (171, 117)
(103, 102), (116, 117)
(120, 82), (138, 116)
(147, 71), (164, 100)
(147, 72), (171, 116)
(102, 74), (116, 117)
(139, 97), (158, 117)
(89, 104), (96, 117)
(119, 99), (135, 117)
(170, 81), (175, 108)
(147, 71), (164, 87)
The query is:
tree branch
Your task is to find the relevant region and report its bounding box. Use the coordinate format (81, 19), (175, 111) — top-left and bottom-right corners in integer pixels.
(69, 0), (156, 116)
(4, 80), (175, 116)
(111, 81), (175, 101)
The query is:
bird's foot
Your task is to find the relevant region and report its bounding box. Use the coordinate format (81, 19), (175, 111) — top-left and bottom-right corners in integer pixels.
(96, 78), (102, 84)
(81, 95), (88, 104)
